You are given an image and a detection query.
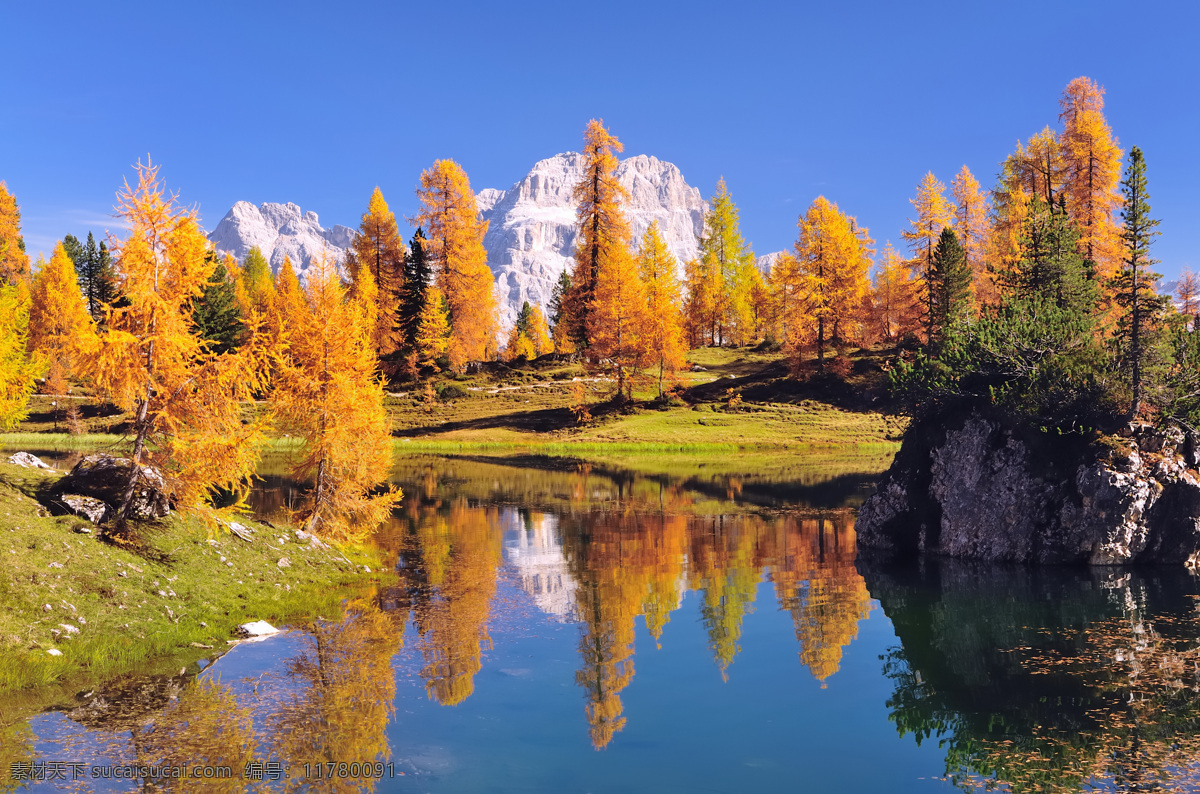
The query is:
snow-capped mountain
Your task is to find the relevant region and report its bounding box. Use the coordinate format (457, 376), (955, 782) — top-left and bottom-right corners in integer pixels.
(207, 152), (709, 330)
(479, 152), (708, 330)
(208, 201), (356, 278)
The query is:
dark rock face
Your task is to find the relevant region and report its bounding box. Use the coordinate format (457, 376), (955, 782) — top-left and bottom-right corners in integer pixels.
(55, 454), (171, 520)
(857, 410), (1200, 565)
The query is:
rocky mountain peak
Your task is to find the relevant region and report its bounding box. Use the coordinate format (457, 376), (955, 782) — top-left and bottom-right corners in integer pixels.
(208, 201), (355, 277)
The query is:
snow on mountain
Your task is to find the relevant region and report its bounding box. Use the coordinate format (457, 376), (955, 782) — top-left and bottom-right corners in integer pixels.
(756, 250), (786, 275)
(207, 201), (356, 278)
(208, 152), (709, 331)
(479, 152), (707, 330)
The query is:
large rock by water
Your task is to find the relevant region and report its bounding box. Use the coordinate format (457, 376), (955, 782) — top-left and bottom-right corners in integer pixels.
(856, 409), (1200, 565)
(55, 454), (171, 521)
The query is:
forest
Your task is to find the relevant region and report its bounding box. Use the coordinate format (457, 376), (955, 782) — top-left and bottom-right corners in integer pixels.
(1, 76), (1197, 539)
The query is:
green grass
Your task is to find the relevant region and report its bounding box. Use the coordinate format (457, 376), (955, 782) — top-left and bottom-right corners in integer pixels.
(0, 461), (390, 703)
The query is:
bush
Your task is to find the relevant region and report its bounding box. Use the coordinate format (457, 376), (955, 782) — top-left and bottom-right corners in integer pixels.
(436, 383), (469, 401)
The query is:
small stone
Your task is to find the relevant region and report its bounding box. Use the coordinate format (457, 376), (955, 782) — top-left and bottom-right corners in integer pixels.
(219, 555), (226, 563)
(46, 648), (63, 657)
(226, 562), (234, 568)
(42, 604), (52, 612)
(156, 590), (167, 597)
(48, 562), (64, 569)
(199, 621), (207, 628)
(58, 624), (79, 636)
(119, 571), (128, 578)
(277, 557), (291, 569)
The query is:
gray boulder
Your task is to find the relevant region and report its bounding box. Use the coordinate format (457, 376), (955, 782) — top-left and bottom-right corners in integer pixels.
(58, 494), (110, 524)
(55, 454), (171, 520)
(857, 409), (1200, 566)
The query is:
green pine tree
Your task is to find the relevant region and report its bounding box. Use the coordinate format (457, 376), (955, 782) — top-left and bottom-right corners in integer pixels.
(549, 270), (571, 331)
(62, 234), (85, 269)
(1013, 196), (1098, 315)
(515, 300), (533, 337)
(928, 227), (972, 346)
(76, 232), (118, 322)
(1110, 146), (1167, 419)
(397, 227), (431, 354)
(191, 254), (244, 354)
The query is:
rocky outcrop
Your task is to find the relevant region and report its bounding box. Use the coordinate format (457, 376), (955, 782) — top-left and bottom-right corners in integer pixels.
(208, 201), (356, 280)
(478, 152), (707, 330)
(54, 454), (171, 521)
(857, 410), (1200, 565)
(8, 452), (51, 469)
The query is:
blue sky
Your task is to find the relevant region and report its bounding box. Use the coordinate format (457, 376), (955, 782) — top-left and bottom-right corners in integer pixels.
(3, 1), (1198, 277)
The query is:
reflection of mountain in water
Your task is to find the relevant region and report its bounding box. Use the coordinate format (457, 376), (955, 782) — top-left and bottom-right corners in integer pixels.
(502, 509), (578, 622)
(864, 558), (1200, 792)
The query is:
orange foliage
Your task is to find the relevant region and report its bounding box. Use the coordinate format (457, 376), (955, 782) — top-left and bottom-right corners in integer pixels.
(637, 221), (686, 396)
(346, 187), (407, 356)
(29, 242), (95, 375)
(77, 161), (270, 530)
(271, 250), (401, 541)
(0, 182), (30, 286)
(415, 159), (498, 370)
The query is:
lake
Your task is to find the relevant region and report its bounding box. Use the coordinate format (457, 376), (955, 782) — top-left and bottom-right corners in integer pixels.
(5, 451), (1200, 792)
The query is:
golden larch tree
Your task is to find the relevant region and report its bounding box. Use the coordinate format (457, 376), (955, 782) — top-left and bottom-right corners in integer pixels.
(415, 159), (497, 370)
(564, 119), (632, 353)
(792, 197), (873, 366)
(78, 162), (271, 532)
(590, 245), (649, 399)
(988, 153), (1032, 294)
(901, 172), (955, 340)
(699, 178), (758, 345)
(1022, 126), (1066, 205)
(271, 250), (401, 541)
(0, 182), (30, 286)
(1059, 76), (1124, 284)
(1177, 266), (1199, 329)
(637, 221), (687, 396)
(951, 165), (994, 307)
(345, 187), (407, 356)
(0, 285), (41, 428)
(414, 285), (451, 370)
(527, 304), (553, 356)
(683, 256), (717, 347)
(871, 241), (918, 342)
(29, 242), (95, 376)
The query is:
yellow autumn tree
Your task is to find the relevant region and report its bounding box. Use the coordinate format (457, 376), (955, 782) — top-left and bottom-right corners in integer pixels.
(271, 250), (401, 541)
(590, 245), (649, 399)
(871, 241), (918, 341)
(0, 285), (41, 429)
(345, 187), (407, 356)
(699, 178), (758, 345)
(951, 165), (993, 307)
(273, 255), (303, 336)
(683, 256), (716, 347)
(766, 251), (805, 345)
(415, 160), (498, 370)
(792, 197), (873, 366)
(236, 245), (275, 317)
(527, 303), (553, 356)
(565, 119), (632, 353)
(637, 221), (686, 396)
(901, 172), (955, 342)
(29, 242), (95, 376)
(989, 153), (1032, 293)
(0, 182), (30, 286)
(78, 161), (270, 533)
(414, 285), (451, 370)
(1059, 76), (1124, 284)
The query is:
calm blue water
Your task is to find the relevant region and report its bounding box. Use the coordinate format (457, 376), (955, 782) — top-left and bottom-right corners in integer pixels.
(9, 455), (1200, 792)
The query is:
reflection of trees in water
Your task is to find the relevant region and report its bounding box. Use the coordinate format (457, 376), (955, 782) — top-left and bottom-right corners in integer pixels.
(397, 500), (503, 706)
(0, 722), (34, 794)
(28, 600), (399, 792)
(870, 562), (1200, 792)
(137, 677), (257, 793)
(771, 515), (871, 685)
(560, 510), (871, 748)
(263, 601), (399, 792)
